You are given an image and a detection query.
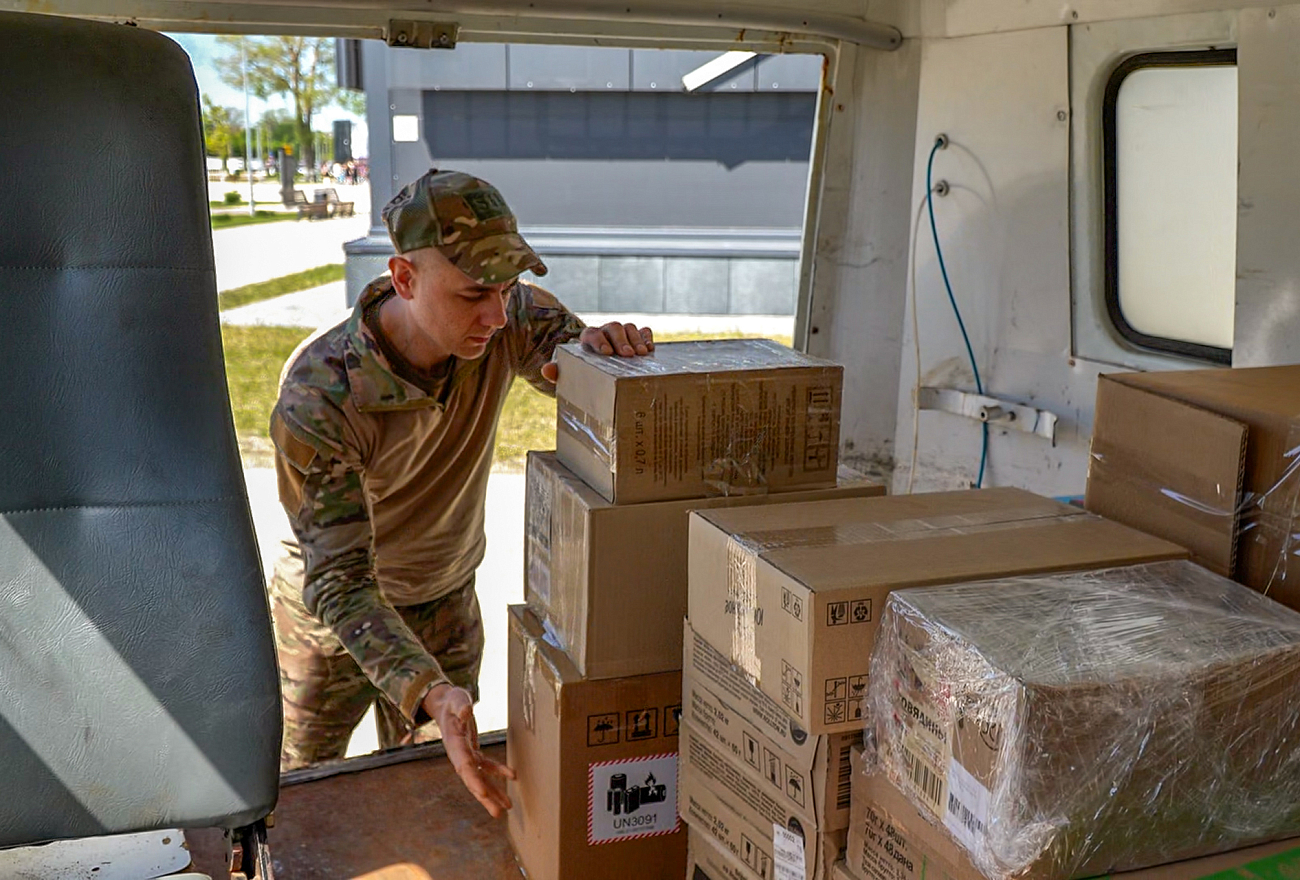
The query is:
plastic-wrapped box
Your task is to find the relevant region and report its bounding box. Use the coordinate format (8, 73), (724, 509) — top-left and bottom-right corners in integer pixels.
(554, 338), (842, 504)
(866, 560), (1300, 880)
(1086, 365), (1300, 610)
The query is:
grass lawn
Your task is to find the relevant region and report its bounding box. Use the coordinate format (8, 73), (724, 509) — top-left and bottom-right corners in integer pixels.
(210, 210), (297, 230)
(219, 264), (346, 311)
(223, 325), (792, 470)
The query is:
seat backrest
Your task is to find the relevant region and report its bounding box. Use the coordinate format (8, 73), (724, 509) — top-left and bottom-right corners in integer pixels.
(0, 11), (281, 848)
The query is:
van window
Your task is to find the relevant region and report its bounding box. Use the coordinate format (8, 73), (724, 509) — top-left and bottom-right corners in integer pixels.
(1103, 50), (1237, 363)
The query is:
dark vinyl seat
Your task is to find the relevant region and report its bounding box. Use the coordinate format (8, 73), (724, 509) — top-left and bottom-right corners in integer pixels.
(0, 10), (281, 851)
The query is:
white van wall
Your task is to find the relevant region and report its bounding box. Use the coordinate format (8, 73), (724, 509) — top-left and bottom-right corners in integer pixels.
(810, 1), (1300, 496)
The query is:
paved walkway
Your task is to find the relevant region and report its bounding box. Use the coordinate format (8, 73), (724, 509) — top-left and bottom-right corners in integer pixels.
(220, 283), (796, 339)
(213, 217), (370, 293)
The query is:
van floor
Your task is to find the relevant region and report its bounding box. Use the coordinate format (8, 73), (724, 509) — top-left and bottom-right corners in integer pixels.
(187, 739), (521, 879)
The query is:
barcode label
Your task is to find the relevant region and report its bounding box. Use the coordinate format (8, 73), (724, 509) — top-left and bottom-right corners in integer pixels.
(948, 791), (985, 837)
(836, 744), (853, 810)
(903, 742), (944, 810)
(943, 756), (991, 851)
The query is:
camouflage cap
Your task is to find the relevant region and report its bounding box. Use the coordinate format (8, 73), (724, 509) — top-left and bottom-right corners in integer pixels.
(382, 169), (548, 285)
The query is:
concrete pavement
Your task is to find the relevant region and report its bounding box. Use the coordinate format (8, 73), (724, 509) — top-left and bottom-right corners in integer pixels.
(213, 215), (369, 292)
(219, 281), (796, 339)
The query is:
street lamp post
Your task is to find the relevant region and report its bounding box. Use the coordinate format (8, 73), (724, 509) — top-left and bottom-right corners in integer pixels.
(241, 39), (254, 216)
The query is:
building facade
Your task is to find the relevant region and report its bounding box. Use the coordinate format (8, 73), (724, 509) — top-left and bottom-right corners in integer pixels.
(345, 41), (820, 315)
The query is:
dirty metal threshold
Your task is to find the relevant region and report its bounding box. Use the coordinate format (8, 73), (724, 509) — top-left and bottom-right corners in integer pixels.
(280, 729), (508, 787)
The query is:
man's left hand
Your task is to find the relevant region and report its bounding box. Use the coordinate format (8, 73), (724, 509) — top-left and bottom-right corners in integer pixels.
(541, 322), (655, 383)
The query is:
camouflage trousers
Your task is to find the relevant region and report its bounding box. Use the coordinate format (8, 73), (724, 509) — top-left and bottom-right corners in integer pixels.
(269, 550), (484, 771)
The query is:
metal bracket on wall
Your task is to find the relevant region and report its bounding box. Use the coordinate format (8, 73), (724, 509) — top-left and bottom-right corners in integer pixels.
(386, 20), (459, 49)
(917, 387), (1059, 446)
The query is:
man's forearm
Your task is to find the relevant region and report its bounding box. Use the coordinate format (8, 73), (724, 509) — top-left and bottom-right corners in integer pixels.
(305, 556), (450, 721)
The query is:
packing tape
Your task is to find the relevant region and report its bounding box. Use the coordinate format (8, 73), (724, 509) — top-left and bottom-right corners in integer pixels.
(558, 399), (616, 471)
(522, 635), (538, 734)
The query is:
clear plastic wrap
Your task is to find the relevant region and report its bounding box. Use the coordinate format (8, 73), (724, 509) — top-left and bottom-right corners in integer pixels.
(561, 337), (830, 377)
(865, 559), (1300, 880)
(553, 338), (842, 503)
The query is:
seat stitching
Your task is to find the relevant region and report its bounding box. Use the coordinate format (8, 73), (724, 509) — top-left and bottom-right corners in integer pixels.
(2, 498), (244, 516)
(0, 266), (211, 272)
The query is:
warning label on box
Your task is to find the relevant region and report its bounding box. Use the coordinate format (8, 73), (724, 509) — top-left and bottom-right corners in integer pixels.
(588, 753), (680, 845)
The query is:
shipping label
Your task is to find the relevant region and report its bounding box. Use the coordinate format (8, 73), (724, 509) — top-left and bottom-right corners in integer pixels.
(773, 824), (807, 880)
(588, 753), (680, 845)
(943, 756), (990, 853)
(891, 652), (953, 822)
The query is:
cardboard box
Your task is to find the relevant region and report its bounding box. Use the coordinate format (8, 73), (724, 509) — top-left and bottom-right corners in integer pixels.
(831, 861), (859, 880)
(555, 338), (843, 504)
(866, 560), (1300, 879)
(684, 619), (860, 831)
(525, 452), (885, 680)
(688, 488), (1186, 734)
(1086, 365), (1300, 609)
(689, 826), (769, 880)
(849, 772), (1300, 880)
(505, 605), (686, 880)
(681, 751), (848, 880)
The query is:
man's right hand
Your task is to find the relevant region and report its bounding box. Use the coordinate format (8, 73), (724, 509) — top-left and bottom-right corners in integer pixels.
(422, 683), (517, 818)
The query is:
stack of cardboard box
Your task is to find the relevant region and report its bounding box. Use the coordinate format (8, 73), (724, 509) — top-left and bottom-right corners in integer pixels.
(679, 488), (1186, 880)
(507, 339), (887, 880)
(827, 364), (1300, 880)
(842, 748), (1300, 880)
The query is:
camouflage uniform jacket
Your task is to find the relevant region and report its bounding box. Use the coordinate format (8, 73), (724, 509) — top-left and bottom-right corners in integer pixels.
(270, 275), (584, 722)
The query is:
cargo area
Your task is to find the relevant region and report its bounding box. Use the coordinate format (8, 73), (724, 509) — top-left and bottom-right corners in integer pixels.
(13, 2), (1300, 879)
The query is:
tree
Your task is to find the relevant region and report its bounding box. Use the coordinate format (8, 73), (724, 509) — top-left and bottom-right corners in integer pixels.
(336, 89), (366, 118)
(201, 95), (242, 174)
(215, 37), (337, 178)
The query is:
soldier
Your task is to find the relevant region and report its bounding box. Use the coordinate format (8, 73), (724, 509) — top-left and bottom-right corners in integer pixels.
(269, 169), (653, 817)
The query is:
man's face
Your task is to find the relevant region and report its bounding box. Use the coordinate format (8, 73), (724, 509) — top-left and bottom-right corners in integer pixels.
(392, 248), (514, 361)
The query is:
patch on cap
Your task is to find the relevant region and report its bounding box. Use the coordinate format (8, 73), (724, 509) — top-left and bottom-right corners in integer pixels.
(382, 168), (548, 283)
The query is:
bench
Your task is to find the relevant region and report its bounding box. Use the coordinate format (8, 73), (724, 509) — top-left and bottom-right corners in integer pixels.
(314, 188), (355, 218)
(289, 189), (330, 221)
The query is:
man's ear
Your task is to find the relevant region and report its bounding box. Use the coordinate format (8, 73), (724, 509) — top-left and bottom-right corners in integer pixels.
(388, 255), (417, 300)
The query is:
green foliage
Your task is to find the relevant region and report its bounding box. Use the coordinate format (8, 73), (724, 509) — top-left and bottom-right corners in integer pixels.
(218, 264), (346, 311)
(336, 89), (366, 117)
(201, 95), (242, 171)
(209, 211), (296, 230)
(215, 37), (339, 171)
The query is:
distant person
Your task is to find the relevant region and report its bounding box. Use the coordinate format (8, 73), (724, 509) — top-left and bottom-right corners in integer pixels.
(268, 169), (654, 817)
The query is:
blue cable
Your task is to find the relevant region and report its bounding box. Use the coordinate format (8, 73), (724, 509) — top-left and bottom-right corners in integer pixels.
(925, 136), (989, 488)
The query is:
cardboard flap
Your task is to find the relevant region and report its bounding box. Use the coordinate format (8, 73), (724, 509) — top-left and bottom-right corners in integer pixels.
(1086, 375), (1247, 576)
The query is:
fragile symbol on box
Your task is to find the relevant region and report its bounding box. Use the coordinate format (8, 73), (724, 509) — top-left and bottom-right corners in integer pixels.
(827, 602), (849, 627)
(627, 708), (658, 741)
(848, 699), (864, 722)
(587, 712), (621, 747)
(588, 753), (680, 845)
(742, 833), (774, 879)
(782, 587), (804, 622)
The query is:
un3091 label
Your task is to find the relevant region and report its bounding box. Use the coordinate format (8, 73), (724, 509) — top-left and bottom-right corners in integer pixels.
(588, 753), (679, 845)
